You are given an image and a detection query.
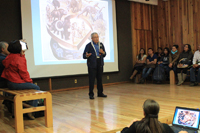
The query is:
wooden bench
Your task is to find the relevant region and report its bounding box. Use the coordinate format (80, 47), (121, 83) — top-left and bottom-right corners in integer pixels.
(0, 88), (53, 133)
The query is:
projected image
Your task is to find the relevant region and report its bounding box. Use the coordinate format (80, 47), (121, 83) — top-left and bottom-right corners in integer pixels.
(40, 0), (109, 61)
(173, 109), (199, 128)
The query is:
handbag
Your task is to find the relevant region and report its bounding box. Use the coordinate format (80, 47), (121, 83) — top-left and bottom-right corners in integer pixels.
(177, 58), (191, 68)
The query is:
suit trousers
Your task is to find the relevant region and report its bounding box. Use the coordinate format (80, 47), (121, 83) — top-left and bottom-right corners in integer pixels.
(88, 58), (103, 96)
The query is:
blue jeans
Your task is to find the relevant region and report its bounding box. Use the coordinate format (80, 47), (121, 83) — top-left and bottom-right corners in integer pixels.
(142, 68), (154, 79)
(7, 81), (40, 107)
(190, 67), (200, 83)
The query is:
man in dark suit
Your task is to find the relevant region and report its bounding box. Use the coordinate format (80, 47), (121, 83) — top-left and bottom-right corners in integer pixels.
(83, 32), (107, 99)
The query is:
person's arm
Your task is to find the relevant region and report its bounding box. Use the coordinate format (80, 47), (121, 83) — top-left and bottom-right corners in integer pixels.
(152, 59), (157, 64)
(192, 52), (197, 65)
(18, 56), (33, 83)
(171, 53), (180, 64)
(83, 44), (92, 59)
(99, 43), (106, 58)
(169, 54), (172, 63)
(136, 56), (140, 63)
(140, 57), (147, 63)
(147, 59), (150, 64)
(177, 53), (182, 64)
(121, 122), (137, 133)
(158, 56), (163, 64)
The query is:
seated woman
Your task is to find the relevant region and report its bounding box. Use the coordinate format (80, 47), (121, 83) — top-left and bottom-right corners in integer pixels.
(121, 99), (187, 133)
(177, 44), (193, 86)
(1, 40), (40, 120)
(158, 47), (170, 78)
(169, 45), (180, 76)
(130, 48), (147, 80)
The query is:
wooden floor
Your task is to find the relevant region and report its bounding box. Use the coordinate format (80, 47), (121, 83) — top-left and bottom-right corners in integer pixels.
(1, 83), (200, 133)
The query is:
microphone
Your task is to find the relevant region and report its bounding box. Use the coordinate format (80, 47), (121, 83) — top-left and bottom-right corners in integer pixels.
(99, 44), (102, 56)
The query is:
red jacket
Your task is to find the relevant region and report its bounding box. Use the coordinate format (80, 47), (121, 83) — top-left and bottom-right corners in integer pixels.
(1, 53), (33, 83)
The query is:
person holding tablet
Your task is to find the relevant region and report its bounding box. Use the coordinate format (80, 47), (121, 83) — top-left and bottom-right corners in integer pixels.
(1, 40), (40, 120)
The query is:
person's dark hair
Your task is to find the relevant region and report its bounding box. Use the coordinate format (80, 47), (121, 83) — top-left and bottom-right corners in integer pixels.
(163, 47), (170, 56)
(148, 48), (153, 52)
(138, 48), (146, 60)
(172, 45), (179, 49)
(8, 40), (21, 54)
(183, 44), (191, 53)
(136, 99), (164, 133)
(157, 47), (162, 51)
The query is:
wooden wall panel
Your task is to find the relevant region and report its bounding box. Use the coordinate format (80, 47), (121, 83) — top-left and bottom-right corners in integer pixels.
(131, 0), (200, 65)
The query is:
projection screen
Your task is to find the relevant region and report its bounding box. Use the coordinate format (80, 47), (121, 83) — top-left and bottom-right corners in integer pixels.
(21, 0), (118, 78)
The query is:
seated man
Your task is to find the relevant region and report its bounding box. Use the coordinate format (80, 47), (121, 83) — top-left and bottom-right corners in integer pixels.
(139, 48), (157, 84)
(190, 45), (200, 86)
(0, 41), (9, 87)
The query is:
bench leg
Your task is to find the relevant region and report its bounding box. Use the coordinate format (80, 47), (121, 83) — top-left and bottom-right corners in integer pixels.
(44, 92), (53, 127)
(14, 96), (24, 133)
(170, 70), (175, 85)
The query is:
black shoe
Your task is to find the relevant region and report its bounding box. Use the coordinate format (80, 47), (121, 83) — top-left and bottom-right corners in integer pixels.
(138, 78), (145, 84)
(190, 82), (198, 86)
(89, 95), (94, 99)
(98, 94), (107, 97)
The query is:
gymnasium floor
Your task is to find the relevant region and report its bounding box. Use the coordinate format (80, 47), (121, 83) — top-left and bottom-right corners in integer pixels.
(0, 83), (200, 133)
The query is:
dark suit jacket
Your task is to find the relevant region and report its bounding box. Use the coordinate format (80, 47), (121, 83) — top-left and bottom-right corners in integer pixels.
(0, 53), (7, 87)
(83, 42), (106, 68)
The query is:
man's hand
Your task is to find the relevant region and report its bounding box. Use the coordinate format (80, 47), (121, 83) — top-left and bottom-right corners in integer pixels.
(193, 64), (198, 68)
(86, 52), (92, 58)
(169, 63), (173, 68)
(99, 49), (105, 54)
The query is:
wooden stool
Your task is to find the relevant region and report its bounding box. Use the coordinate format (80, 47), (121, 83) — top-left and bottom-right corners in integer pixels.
(170, 70), (175, 85)
(0, 89), (53, 133)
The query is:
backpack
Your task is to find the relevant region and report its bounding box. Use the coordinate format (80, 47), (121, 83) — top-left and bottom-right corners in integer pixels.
(153, 65), (166, 82)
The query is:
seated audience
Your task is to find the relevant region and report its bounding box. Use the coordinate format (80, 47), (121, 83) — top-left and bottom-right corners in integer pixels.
(177, 44), (193, 86)
(121, 99), (178, 133)
(190, 45), (200, 86)
(1, 40), (40, 120)
(169, 45), (180, 76)
(130, 48), (147, 80)
(0, 41), (9, 87)
(139, 48), (157, 84)
(158, 47), (170, 77)
(155, 47), (164, 62)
